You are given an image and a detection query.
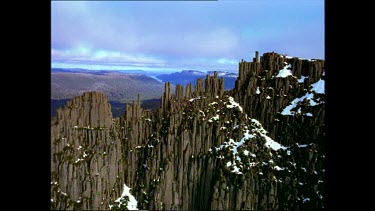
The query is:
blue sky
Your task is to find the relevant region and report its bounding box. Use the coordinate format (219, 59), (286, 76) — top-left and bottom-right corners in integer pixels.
(51, 0), (324, 73)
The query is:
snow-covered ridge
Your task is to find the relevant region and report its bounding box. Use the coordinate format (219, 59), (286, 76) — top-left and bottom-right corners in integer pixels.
(281, 79), (325, 116)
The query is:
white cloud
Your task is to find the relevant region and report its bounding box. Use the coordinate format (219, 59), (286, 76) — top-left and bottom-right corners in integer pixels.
(52, 48), (165, 66)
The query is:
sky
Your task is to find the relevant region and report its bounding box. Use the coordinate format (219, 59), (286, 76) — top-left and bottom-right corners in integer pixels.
(51, 0), (324, 73)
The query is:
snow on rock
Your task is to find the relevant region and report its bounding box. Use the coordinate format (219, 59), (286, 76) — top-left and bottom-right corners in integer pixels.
(226, 97), (243, 113)
(210, 114), (220, 121)
(303, 198), (310, 203)
(310, 79), (325, 94)
(189, 97), (201, 102)
(298, 76), (309, 83)
(231, 166), (242, 174)
(243, 150), (249, 156)
(281, 77), (324, 116)
(275, 64), (292, 78)
(110, 184), (138, 210)
(256, 87), (260, 94)
(261, 134), (287, 151)
(274, 166), (285, 171)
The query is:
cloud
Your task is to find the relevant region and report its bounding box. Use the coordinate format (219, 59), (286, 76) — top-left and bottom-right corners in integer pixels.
(52, 1), (324, 70)
(52, 48), (165, 67)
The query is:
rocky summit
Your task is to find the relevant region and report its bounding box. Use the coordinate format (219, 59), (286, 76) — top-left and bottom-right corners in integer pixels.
(51, 51), (325, 210)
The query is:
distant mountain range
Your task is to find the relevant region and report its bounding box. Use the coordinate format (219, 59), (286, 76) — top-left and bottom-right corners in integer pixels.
(156, 70), (238, 90)
(51, 68), (165, 103)
(52, 68), (147, 75)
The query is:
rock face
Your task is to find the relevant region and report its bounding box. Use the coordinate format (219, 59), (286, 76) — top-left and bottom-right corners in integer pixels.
(51, 52), (325, 210)
(51, 92), (123, 210)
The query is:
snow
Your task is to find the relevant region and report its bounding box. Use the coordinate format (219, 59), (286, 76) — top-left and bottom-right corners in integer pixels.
(287, 150), (291, 155)
(298, 76), (309, 83)
(298, 144), (308, 148)
(211, 114), (219, 121)
(275, 64), (292, 78)
(266, 95), (271, 99)
(261, 134), (287, 151)
(145, 119), (151, 122)
(189, 97), (201, 102)
(310, 79), (325, 94)
(303, 198), (310, 203)
(77, 146), (82, 150)
(281, 78), (324, 116)
(231, 166), (242, 174)
(281, 92), (317, 115)
(256, 87), (260, 94)
(226, 97), (243, 113)
(226, 161), (232, 167)
(285, 56), (293, 59)
(75, 158), (84, 163)
(274, 166), (285, 171)
(243, 150), (249, 156)
(111, 184), (138, 210)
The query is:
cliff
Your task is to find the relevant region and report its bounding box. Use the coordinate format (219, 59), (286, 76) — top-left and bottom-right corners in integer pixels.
(51, 52), (325, 210)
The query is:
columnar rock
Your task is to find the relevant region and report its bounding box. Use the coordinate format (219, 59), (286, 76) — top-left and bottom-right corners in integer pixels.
(51, 52), (325, 210)
(51, 91), (123, 210)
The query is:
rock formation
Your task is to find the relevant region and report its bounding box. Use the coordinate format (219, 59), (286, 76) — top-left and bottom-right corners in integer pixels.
(51, 52), (325, 210)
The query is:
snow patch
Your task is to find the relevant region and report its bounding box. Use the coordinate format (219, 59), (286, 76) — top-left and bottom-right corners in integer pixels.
(310, 79), (325, 94)
(275, 64), (292, 78)
(274, 166), (285, 171)
(110, 184), (138, 210)
(298, 76), (309, 83)
(226, 97), (243, 113)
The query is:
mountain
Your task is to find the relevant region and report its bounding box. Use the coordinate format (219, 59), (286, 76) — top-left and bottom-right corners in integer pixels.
(52, 68), (147, 75)
(156, 70), (238, 90)
(51, 51), (325, 210)
(51, 69), (166, 103)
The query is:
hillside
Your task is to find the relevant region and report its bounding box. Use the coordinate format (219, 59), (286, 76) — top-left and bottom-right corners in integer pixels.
(51, 69), (166, 102)
(156, 70), (237, 90)
(51, 51), (325, 210)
